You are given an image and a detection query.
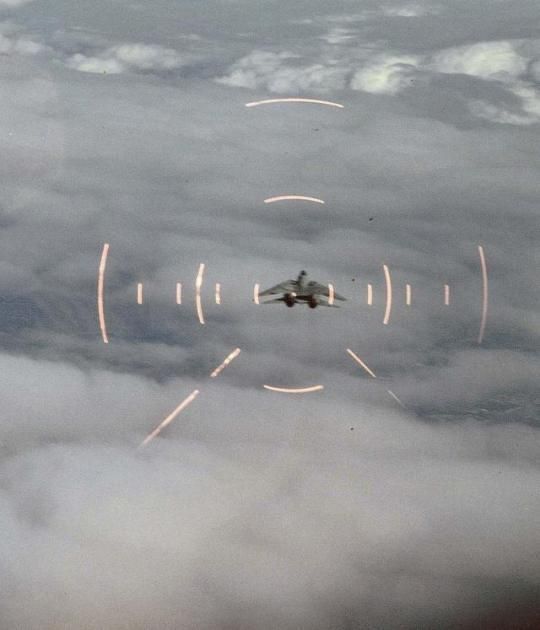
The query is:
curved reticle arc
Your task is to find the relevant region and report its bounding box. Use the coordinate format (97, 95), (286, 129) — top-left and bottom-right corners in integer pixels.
(195, 263), (205, 325)
(97, 243), (110, 344)
(264, 195), (325, 205)
(477, 245), (489, 344)
(382, 264), (393, 325)
(245, 98), (344, 109)
(263, 385), (324, 394)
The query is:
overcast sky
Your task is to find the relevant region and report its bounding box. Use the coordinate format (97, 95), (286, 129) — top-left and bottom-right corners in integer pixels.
(1, 1), (539, 628)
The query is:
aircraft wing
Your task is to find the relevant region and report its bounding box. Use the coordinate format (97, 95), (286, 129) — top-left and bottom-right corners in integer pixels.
(259, 279), (297, 296)
(306, 281), (346, 300)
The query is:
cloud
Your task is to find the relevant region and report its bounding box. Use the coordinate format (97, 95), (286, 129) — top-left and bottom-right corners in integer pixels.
(430, 40), (528, 81)
(216, 38), (540, 125)
(0, 24), (46, 55)
(1, 1), (539, 627)
(1, 354), (539, 629)
(350, 54), (420, 94)
(382, 3), (439, 17)
(425, 41), (540, 125)
(469, 84), (540, 125)
(215, 50), (349, 93)
(66, 42), (186, 75)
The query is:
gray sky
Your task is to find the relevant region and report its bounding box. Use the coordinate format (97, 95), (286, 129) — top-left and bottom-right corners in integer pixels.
(0, 1), (539, 628)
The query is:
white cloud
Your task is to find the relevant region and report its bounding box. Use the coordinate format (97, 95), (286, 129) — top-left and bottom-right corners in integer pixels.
(383, 3), (439, 17)
(351, 55), (419, 94)
(0, 31), (46, 56)
(430, 41), (528, 81)
(215, 50), (295, 89)
(113, 43), (186, 71)
(0, 354), (539, 630)
(470, 85), (540, 125)
(66, 43), (185, 75)
(215, 50), (348, 93)
(66, 53), (124, 74)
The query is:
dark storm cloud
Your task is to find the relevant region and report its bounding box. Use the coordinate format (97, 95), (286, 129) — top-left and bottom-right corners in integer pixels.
(0, 0), (539, 628)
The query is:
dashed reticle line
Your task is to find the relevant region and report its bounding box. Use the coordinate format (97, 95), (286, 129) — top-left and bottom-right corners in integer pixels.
(140, 348), (241, 449)
(253, 283), (260, 305)
(367, 283), (373, 306)
(264, 195), (325, 204)
(195, 263), (205, 325)
(383, 264), (393, 325)
(137, 283), (143, 305)
(263, 385), (324, 394)
(215, 283), (221, 305)
(176, 282), (182, 305)
(97, 243), (110, 344)
(444, 284), (450, 306)
(138, 389), (200, 449)
(328, 283), (335, 306)
(477, 245), (489, 344)
(210, 348), (241, 378)
(346, 349), (406, 408)
(245, 98), (344, 109)
(405, 284), (412, 306)
(346, 348), (377, 379)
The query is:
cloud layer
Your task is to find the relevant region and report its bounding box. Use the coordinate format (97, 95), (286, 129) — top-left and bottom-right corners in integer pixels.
(0, 0), (539, 628)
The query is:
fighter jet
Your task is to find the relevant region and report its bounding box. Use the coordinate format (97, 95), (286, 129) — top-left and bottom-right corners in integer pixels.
(259, 270), (346, 308)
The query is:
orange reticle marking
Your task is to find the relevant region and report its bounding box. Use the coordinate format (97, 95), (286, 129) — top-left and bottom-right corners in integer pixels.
(263, 385), (324, 394)
(478, 245), (489, 344)
(383, 264), (393, 325)
(264, 195), (325, 205)
(176, 282), (182, 305)
(137, 283), (143, 305)
(215, 283), (221, 305)
(347, 350), (406, 408)
(195, 263), (205, 325)
(406, 284), (412, 306)
(387, 389), (406, 408)
(328, 283), (335, 306)
(346, 348), (377, 378)
(367, 283), (373, 306)
(444, 284), (450, 306)
(245, 98), (344, 109)
(210, 348), (241, 378)
(253, 283), (260, 305)
(138, 389), (200, 449)
(97, 243), (110, 344)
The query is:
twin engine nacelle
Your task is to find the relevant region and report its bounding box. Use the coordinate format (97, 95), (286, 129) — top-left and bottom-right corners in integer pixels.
(284, 293), (295, 307)
(284, 293), (318, 308)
